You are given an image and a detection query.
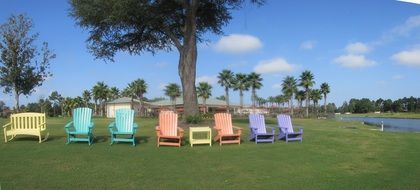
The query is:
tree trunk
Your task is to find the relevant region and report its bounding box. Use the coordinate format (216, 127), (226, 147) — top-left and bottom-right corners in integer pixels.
(203, 98), (207, 114)
(94, 99), (97, 116)
(252, 88), (256, 111)
(239, 90), (243, 114)
(324, 94), (327, 114)
(14, 89), (20, 112)
(177, 0), (199, 118)
(225, 87), (230, 113)
(305, 91), (309, 118)
(139, 94), (144, 117)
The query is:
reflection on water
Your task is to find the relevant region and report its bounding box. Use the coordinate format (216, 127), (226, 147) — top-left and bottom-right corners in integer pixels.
(338, 117), (420, 132)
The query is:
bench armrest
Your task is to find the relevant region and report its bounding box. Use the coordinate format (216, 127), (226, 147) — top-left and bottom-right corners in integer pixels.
(2, 122), (11, 129)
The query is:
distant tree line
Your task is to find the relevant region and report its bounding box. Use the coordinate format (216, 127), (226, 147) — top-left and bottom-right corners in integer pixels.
(338, 97), (420, 113)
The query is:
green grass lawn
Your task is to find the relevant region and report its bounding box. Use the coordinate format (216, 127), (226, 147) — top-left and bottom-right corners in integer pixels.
(0, 117), (419, 189)
(339, 112), (420, 119)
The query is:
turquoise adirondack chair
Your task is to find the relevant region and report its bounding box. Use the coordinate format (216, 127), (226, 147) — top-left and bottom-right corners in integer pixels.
(108, 109), (138, 146)
(64, 107), (94, 145)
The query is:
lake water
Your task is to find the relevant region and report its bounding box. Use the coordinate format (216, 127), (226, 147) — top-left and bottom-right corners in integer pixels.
(338, 117), (420, 132)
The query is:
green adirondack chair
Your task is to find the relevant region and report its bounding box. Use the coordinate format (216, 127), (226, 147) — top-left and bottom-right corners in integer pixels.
(108, 109), (138, 146)
(64, 107), (94, 145)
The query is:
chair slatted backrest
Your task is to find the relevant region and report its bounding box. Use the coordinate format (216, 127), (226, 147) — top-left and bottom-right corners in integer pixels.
(159, 111), (178, 136)
(277, 114), (294, 133)
(249, 113), (267, 134)
(11, 113), (46, 130)
(214, 113), (233, 135)
(73, 108), (93, 133)
(115, 109), (135, 133)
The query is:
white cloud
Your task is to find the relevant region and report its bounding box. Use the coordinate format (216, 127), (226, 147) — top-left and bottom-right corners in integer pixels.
(334, 54), (376, 68)
(398, 0), (420, 5)
(196, 75), (218, 85)
(345, 42), (370, 54)
(375, 15), (420, 45)
(214, 34), (262, 54)
(392, 75), (405, 80)
(254, 58), (298, 74)
(300, 40), (316, 50)
(392, 48), (420, 67)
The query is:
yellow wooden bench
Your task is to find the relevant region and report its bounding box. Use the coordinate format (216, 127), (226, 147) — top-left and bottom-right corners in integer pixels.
(3, 112), (49, 143)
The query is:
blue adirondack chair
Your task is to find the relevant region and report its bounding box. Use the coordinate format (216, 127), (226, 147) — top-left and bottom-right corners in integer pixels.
(108, 109), (138, 146)
(248, 113), (275, 144)
(64, 107), (94, 145)
(277, 114), (303, 143)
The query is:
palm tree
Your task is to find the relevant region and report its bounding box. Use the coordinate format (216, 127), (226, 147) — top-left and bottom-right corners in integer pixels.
(82, 90), (91, 107)
(310, 89), (322, 114)
(267, 96), (276, 112)
(92, 81), (109, 116)
(295, 90), (305, 110)
(320, 82), (330, 114)
(232, 73), (250, 114)
(282, 76), (298, 115)
(248, 72), (263, 110)
(196, 82), (212, 113)
(217, 69), (234, 113)
(216, 95), (226, 101)
(164, 83), (181, 111)
(299, 70), (315, 117)
(108, 87), (120, 101)
(128, 79), (148, 116)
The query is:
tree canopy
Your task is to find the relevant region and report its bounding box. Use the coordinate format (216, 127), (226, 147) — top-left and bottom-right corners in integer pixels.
(70, 0), (264, 117)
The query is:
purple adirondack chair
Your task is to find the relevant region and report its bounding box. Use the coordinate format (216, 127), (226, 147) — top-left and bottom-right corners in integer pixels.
(277, 114), (303, 143)
(248, 113), (275, 144)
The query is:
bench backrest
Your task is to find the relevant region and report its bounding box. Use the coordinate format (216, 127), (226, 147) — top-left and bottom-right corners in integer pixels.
(115, 109), (135, 133)
(10, 112), (46, 130)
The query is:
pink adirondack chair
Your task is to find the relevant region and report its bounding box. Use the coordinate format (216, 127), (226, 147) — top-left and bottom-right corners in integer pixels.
(213, 113), (242, 145)
(155, 111), (184, 147)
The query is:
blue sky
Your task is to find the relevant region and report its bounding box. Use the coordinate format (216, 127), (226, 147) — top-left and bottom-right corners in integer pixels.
(1, 0), (420, 107)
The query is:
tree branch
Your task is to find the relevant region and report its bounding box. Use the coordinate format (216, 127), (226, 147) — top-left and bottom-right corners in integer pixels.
(162, 28), (183, 51)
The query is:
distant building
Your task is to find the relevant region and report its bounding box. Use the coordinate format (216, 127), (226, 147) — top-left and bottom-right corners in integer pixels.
(106, 97), (244, 118)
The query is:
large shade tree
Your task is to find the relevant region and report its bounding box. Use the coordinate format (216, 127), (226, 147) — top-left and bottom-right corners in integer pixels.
(217, 69), (234, 113)
(69, 0), (263, 117)
(0, 14), (55, 112)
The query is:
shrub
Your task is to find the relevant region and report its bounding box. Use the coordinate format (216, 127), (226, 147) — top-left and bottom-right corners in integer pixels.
(185, 114), (203, 124)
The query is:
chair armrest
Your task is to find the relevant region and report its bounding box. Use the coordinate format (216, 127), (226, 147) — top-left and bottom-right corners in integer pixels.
(89, 122), (94, 128)
(278, 127), (289, 134)
(232, 126), (243, 135)
(177, 127), (184, 137)
(108, 122), (116, 128)
(2, 122), (11, 129)
(155, 126), (161, 136)
(266, 126), (276, 134)
(299, 128), (303, 133)
(64, 121), (73, 128)
(133, 123), (139, 129)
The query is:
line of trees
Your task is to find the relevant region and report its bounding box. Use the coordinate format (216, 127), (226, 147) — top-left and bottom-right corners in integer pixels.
(339, 97), (420, 113)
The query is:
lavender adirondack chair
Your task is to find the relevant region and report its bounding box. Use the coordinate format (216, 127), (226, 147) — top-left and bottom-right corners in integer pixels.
(248, 113), (275, 144)
(277, 114), (303, 143)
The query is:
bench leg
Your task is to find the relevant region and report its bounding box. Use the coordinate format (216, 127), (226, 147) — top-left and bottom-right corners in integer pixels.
(4, 129), (7, 143)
